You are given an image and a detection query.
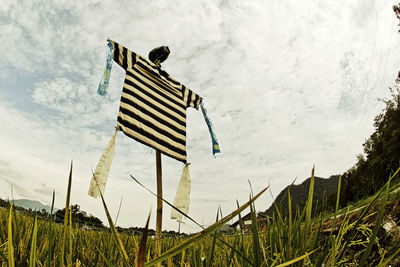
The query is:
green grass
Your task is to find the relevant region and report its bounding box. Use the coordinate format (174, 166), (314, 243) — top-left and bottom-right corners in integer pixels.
(332, 174), (400, 219)
(0, 165), (400, 266)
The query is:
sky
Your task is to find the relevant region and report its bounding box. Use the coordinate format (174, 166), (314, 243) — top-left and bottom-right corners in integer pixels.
(0, 0), (400, 233)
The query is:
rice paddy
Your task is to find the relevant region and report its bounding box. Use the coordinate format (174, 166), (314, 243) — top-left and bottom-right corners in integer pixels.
(1, 165), (400, 266)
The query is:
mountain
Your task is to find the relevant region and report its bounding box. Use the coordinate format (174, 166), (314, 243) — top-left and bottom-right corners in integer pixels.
(12, 199), (58, 213)
(262, 175), (340, 218)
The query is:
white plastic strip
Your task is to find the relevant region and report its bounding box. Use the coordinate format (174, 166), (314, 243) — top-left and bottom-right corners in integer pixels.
(171, 163), (191, 223)
(88, 128), (118, 198)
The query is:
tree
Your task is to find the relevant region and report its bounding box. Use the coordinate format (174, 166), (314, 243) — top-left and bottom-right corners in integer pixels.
(336, 85), (400, 206)
(55, 204), (104, 228)
(393, 4), (400, 32)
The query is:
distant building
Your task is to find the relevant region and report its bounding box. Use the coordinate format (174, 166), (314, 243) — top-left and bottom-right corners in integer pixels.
(217, 223), (235, 233)
(230, 212), (271, 233)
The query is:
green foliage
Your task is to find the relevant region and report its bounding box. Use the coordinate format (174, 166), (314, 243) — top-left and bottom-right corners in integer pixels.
(314, 7), (400, 208)
(264, 175), (340, 219)
(335, 86), (400, 206)
(55, 204), (104, 228)
(393, 4), (400, 32)
(1, 166), (400, 266)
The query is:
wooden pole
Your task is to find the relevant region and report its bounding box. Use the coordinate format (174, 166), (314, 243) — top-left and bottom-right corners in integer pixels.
(155, 150), (163, 259)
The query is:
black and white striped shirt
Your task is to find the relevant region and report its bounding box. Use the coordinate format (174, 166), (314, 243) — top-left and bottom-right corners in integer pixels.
(111, 40), (201, 163)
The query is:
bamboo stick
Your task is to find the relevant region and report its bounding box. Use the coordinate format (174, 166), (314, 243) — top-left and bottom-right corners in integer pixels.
(156, 150), (163, 260)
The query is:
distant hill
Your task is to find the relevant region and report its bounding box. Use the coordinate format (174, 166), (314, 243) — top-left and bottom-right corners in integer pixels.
(261, 175), (340, 218)
(12, 199), (58, 213)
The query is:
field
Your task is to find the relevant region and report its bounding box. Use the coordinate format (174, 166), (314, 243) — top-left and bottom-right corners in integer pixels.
(1, 166), (400, 266)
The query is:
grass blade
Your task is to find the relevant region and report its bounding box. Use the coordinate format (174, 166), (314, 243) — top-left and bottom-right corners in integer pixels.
(130, 175), (201, 228)
(61, 160), (73, 266)
(47, 190), (55, 267)
(336, 166), (400, 262)
(29, 217), (38, 267)
(96, 246), (113, 267)
(145, 186), (268, 266)
(249, 198), (261, 266)
(131, 174), (254, 265)
(0, 249), (7, 262)
(330, 235), (336, 267)
(227, 234), (239, 267)
(69, 207), (73, 266)
(136, 212), (151, 267)
(115, 194), (124, 226)
(207, 208), (220, 267)
(377, 247), (400, 267)
(358, 176), (390, 266)
(287, 188), (292, 259)
(304, 166), (315, 244)
(100, 194), (130, 266)
(335, 175), (342, 215)
(7, 204), (14, 267)
(276, 249), (317, 267)
(94, 173), (130, 266)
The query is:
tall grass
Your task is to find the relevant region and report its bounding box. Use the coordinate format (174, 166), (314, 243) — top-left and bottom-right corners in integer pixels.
(1, 165), (400, 266)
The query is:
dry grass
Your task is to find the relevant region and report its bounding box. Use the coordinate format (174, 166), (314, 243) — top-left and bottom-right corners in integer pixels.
(0, 165), (400, 266)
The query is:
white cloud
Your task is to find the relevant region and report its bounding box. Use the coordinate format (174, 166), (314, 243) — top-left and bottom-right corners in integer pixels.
(0, 0), (400, 232)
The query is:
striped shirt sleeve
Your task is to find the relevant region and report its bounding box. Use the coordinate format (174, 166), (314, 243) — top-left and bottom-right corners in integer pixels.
(111, 40), (136, 70)
(183, 85), (201, 110)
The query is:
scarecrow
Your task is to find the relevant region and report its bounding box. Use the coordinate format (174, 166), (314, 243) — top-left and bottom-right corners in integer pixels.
(89, 39), (220, 237)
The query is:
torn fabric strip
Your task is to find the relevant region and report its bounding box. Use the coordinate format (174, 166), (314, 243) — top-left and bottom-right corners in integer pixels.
(88, 128), (118, 198)
(97, 40), (114, 96)
(171, 163), (191, 223)
(200, 99), (220, 155)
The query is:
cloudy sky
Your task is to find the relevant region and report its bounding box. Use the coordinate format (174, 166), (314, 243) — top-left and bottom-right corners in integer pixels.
(1, 0), (400, 233)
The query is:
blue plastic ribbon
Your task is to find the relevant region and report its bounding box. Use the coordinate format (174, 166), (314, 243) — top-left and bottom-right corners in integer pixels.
(200, 99), (220, 155)
(97, 40), (114, 96)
